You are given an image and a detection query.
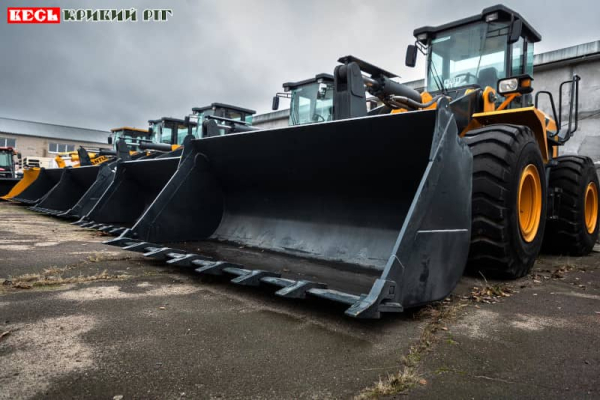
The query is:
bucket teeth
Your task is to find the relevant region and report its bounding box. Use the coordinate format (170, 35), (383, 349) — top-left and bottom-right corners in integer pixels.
(122, 242), (153, 252)
(193, 260), (240, 276)
(344, 279), (403, 319)
(98, 225), (114, 232)
(102, 237), (139, 247)
(109, 227), (126, 236)
(166, 253), (203, 267)
(231, 270), (280, 286)
(275, 280), (328, 299)
(143, 247), (185, 259)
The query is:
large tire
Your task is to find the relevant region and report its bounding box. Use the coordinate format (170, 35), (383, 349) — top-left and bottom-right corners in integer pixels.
(463, 124), (547, 279)
(543, 155), (599, 255)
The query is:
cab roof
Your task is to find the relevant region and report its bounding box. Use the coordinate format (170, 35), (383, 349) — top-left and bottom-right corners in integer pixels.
(147, 117), (188, 125)
(413, 4), (541, 44)
(283, 73), (334, 91)
(111, 127), (149, 134)
(192, 103), (256, 115)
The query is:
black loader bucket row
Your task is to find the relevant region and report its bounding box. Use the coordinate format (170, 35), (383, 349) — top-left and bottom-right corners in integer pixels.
(9, 167), (64, 205)
(35, 142), (153, 220)
(107, 100), (473, 318)
(74, 155), (181, 236)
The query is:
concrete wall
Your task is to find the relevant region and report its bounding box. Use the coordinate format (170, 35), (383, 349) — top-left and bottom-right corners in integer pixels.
(253, 41), (600, 164)
(0, 132), (111, 158)
(533, 54), (600, 159)
(252, 109), (288, 130)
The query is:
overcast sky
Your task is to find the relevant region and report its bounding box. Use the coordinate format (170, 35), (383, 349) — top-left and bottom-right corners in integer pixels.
(1, 0), (598, 131)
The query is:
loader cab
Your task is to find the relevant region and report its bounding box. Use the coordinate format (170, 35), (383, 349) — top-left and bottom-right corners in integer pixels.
(0, 147), (17, 179)
(273, 74), (335, 126)
(190, 103), (256, 138)
(411, 5), (540, 105)
(109, 127), (152, 151)
(148, 117), (191, 145)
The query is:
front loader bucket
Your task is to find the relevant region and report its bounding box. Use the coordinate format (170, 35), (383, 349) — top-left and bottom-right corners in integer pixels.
(10, 168), (64, 205)
(76, 157), (180, 234)
(30, 165), (101, 215)
(58, 162), (117, 219)
(108, 100), (472, 318)
(1, 168), (40, 200)
(62, 151), (170, 220)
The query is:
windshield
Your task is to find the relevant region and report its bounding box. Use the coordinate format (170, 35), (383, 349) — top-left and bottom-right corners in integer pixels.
(152, 124), (172, 144)
(191, 108), (253, 138)
(289, 81), (334, 126)
(0, 152), (12, 168)
(427, 22), (509, 92)
(191, 110), (213, 138)
(176, 124), (189, 144)
(113, 130), (150, 148)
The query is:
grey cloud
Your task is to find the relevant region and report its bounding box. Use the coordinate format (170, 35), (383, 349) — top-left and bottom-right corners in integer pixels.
(1, 0), (598, 130)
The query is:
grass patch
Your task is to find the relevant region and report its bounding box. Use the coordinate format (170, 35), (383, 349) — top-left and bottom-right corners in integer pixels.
(356, 367), (421, 399)
(2, 267), (129, 290)
(355, 298), (467, 398)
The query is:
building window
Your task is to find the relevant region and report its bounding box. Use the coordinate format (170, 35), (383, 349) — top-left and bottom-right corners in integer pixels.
(48, 142), (75, 153)
(0, 137), (16, 148)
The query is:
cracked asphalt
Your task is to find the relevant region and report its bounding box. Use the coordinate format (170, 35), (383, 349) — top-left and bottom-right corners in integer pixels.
(1, 202), (599, 399)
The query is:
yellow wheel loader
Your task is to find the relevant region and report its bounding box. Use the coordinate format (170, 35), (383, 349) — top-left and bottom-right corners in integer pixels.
(107, 5), (597, 318)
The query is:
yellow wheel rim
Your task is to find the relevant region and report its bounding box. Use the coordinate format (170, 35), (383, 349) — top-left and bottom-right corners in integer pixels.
(518, 164), (542, 242)
(584, 182), (598, 234)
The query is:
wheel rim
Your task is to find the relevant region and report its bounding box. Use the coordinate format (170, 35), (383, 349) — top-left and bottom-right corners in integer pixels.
(518, 164), (542, 242)
(584, 182), (598, 234)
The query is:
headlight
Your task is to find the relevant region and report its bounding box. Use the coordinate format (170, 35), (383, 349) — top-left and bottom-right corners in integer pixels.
(498, 78), (518, 94)
(496, 75), (534, 95)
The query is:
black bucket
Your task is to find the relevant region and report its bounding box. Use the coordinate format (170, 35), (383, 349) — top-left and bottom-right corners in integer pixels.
(0, 178), (20, 197)
(30, 165), (101, 214)
(77, 157), (180, 232)
(109, 100), (473, 318)
(60, 162), (117, 219)
(10, 168), (64, 205)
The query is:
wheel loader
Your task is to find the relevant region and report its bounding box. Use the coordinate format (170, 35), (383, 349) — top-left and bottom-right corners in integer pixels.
(0, 147), (21, 197)
(107, 4), (597, 318)
(74, 104), (256, 236)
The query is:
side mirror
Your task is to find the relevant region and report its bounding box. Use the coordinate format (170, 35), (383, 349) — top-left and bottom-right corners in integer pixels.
(17, 152), (22, 160)
(272, 96), (280, 111)
(107, 136), (113, 145)
(405, 45), (418, 68)
(508, 19), (523, 44)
